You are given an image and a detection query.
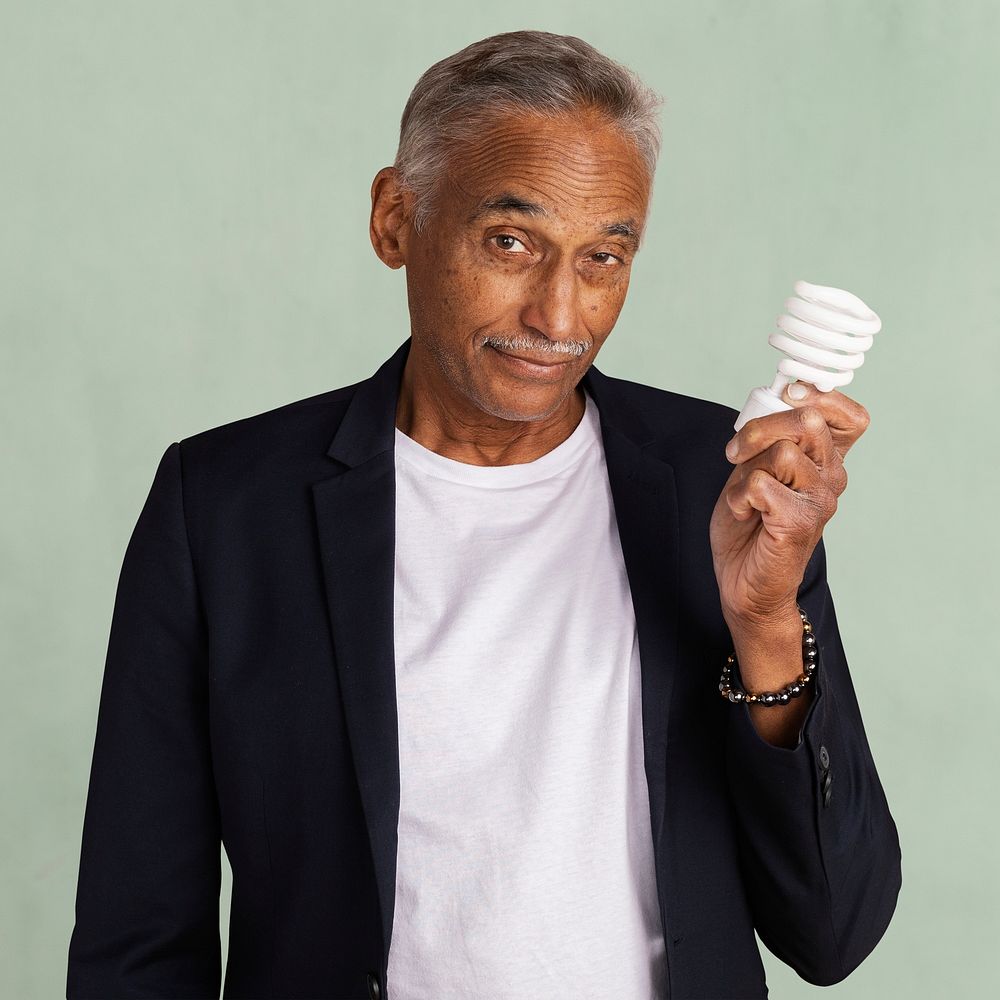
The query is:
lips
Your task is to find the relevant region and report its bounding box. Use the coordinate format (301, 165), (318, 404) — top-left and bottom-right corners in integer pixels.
(490, 344), (572, 382)
(489, 346), (572, 368)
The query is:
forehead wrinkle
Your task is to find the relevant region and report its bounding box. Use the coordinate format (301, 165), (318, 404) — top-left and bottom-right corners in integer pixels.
(459, 137), (643, 186)
(463, 197), (643, 255)
(445, 117), (650, 245)
(465, 193), (643, 251)
(455, 147), (649, 217)
(460, 166), (645, 213)
(455, 123), (646, 177)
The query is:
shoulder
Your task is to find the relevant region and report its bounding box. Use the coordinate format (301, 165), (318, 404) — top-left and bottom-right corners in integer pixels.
(173, 377), (364, 494)
(589, 368), (739, 462)
(185, 380), (358, 445)
(606, 372), (738, 426)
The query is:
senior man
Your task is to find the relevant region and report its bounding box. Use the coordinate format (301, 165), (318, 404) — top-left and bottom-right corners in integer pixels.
(68, 30), (901, 1000)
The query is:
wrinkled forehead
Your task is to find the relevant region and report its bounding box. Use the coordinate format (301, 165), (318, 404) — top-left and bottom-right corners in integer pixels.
(440, 108), (652, 230)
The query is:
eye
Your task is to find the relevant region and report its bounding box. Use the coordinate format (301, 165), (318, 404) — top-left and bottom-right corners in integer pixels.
(491, 234), (528, 253)
(591, 251), (624, 266)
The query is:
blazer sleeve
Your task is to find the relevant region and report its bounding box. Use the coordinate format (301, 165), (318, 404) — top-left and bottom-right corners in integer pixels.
(724, 536), (902, 986)
(67, 442), (222, 999)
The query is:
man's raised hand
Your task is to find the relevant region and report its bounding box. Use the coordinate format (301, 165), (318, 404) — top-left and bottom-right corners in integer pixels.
(710, 382), (870, 627)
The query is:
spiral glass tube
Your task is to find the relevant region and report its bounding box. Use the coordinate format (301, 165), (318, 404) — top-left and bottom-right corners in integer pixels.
(733, 279), (881, 432)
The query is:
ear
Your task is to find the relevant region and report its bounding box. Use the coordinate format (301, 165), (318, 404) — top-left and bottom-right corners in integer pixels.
(370, 167), (414, 269)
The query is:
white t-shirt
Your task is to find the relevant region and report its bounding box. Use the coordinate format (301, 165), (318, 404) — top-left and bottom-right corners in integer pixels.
(387, 388), (667, 1000)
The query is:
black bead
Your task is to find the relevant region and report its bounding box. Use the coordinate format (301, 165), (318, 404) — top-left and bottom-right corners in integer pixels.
(777, 692), (790, 704)
(761, 693), (777, 706)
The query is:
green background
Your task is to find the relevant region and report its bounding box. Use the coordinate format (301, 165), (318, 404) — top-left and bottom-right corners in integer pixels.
(3, 1), (997, 996)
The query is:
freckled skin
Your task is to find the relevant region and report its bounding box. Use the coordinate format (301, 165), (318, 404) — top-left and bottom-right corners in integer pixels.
(369, 107), (651, 466)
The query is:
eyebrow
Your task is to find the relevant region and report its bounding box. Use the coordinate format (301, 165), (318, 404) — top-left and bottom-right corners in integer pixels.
(468, 193), (546, 221)
(467, 191), (642, 250)
(602, 220), (641, 249)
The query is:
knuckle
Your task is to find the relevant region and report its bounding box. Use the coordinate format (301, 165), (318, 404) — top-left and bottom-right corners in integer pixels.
(774, 439), (800, 465)
(726, 484), (746, 513)
(855, 403), (872, 431)
(833, 463), (849, 494)
(797, 406), (827, 435)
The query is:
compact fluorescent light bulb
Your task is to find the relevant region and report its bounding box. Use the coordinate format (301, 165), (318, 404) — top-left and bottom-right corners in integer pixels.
(733, 279), (882, 433)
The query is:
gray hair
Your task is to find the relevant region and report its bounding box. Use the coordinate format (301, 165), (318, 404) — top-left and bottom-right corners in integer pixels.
(394, 31), (663, 233)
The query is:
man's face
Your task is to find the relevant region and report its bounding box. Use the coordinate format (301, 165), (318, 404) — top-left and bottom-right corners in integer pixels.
(383, 106), (652, 424)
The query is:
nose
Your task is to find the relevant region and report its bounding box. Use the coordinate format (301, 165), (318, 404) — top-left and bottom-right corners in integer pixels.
(520, 257), (582, 342)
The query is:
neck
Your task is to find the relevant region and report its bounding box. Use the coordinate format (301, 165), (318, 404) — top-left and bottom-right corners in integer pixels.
(394, 346), (586, 467)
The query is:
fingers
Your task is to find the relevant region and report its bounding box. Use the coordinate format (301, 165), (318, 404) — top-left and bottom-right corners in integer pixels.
(743, 438), (825, 492)
(750, 420), (848, 498)
(726, 439), (842, 523)
(728, 404), (839, 476)
(785, 383), (871, 449)
(726, 468), (805, 524)
(722, 382), (866, 531)
(727, 383), (870, 466)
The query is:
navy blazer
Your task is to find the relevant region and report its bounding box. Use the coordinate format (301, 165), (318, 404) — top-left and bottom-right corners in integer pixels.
(67, 337), (901, 999)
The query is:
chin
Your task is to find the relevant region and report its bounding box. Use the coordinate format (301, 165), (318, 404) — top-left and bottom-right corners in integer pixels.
(473, 382), (573, 423)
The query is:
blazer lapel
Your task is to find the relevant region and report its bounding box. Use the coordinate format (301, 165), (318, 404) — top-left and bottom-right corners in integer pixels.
(311, 340), (682, 954)
(311, 339), (411, 956)
(581, 365), (681, 859)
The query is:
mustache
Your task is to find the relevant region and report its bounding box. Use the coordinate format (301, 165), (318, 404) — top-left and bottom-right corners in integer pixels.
(483, 334), (591, 358)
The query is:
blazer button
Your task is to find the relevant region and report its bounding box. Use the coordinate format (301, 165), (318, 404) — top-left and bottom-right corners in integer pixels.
(818, 745), (831, 770)
(367, 971), (381, 1000)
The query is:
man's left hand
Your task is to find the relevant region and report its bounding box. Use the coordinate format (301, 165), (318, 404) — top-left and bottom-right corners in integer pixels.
(710, 382), (870, 630)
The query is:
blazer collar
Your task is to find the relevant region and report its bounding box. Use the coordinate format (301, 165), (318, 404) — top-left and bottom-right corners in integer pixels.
(325, 336), (660, 467)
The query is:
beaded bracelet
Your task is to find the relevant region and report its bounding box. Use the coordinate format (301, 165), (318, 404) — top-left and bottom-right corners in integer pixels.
(719, 605), (817, 706)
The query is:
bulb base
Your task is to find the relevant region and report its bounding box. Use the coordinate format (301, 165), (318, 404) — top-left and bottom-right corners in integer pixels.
(734, 386), (794, 432)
